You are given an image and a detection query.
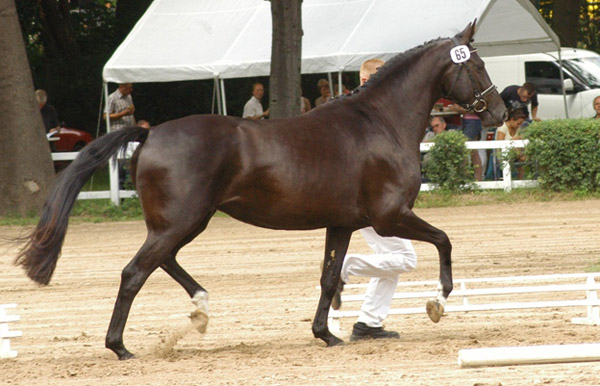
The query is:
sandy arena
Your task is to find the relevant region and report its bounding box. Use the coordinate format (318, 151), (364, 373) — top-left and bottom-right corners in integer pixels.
(1, 200), (600, 385)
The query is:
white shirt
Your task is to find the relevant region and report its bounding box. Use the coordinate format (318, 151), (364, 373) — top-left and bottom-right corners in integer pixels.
(243, 96), (264, 118)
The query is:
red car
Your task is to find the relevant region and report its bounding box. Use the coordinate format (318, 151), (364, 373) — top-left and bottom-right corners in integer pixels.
(49, 127), (93, 152)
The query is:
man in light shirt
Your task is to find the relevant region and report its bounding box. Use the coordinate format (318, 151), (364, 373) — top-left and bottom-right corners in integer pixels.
(243, 82), (269, 120)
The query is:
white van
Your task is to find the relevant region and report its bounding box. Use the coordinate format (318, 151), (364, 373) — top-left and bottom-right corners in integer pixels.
(483, 48), (600, 119)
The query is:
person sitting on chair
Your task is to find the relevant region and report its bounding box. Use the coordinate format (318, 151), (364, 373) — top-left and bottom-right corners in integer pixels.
(495, 109), (527, 179)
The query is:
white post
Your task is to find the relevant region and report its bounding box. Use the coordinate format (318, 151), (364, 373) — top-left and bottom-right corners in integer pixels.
(461, 281), (469, 306)
(0, 304), (21, 359)
(572, 275), (600, 326)
(104, 83), (120, 206)
(458, 343), (600, 368)
(501, 142), (512, 192)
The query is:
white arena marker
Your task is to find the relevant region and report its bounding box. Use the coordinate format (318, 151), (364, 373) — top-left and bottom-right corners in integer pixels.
(458, 343), (600, 368)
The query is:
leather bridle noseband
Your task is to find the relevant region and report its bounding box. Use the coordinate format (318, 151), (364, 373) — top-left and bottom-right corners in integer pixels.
(444, 38), (497, 113)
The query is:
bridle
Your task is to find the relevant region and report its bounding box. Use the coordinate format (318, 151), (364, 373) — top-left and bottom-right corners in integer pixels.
(444, 37), (497, 113)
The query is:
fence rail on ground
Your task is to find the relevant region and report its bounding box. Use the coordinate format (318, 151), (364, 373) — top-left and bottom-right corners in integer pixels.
(53, 139), (533, 205)
(326, 273), (600, 332)
(0, 304), (21, 359)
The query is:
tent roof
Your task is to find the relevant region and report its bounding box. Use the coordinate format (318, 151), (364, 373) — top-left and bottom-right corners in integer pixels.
(103, 0), (560, 83)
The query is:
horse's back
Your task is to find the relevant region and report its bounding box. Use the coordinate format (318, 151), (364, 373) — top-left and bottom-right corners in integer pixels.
(134, 113), (369, 230)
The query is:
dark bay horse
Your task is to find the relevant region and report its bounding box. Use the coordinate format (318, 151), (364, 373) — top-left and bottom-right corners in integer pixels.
(16, 22), (506, 360)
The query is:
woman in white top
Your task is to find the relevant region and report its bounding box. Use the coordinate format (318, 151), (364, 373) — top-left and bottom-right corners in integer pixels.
(495, 109), (527, 179)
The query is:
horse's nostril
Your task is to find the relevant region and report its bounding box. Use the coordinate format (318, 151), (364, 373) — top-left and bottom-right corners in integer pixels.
(501, 110), (508, 122)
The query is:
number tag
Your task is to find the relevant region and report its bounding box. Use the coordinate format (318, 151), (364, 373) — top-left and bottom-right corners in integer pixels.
(450, 45), (471, 64)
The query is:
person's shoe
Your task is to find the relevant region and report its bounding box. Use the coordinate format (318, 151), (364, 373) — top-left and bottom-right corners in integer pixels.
(331, 279), (344, 310)
(349, 322), (400, 341)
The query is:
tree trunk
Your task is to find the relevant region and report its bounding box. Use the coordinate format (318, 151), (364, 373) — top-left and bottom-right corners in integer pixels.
(38, 0), (79, 59)
(0, 0), (55, 216)
(552, 0), (580, 47)
(269, 0), (302, 119)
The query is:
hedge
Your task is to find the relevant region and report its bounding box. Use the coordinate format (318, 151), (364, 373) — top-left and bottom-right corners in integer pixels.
(524, 119), (600, 192)
(423, 130), (475, 192)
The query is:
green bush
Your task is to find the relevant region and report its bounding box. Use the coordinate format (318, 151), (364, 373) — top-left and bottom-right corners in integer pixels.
(524, 119), (600, 192)
(423, 130), (475, 192)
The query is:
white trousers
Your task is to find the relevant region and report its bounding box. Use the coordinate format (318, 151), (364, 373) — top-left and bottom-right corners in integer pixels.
(341, 227), (417, 328)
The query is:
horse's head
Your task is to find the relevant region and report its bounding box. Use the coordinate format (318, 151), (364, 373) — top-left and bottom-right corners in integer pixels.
(441, 21), (507, 126)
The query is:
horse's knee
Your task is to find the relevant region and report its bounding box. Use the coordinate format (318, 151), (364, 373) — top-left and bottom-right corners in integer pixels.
(434, 231), (452, 254)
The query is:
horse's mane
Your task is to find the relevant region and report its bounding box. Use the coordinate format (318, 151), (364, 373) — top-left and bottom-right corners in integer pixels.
(323, 36), (450, 106)
(366, 37), (447, 87)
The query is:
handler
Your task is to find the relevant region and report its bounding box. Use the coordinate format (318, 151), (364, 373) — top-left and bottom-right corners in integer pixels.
(333, 58), (418, 341)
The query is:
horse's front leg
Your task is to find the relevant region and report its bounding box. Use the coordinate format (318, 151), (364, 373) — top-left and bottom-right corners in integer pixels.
(426, 235), (452, 323)
(377, 209), (453, 323)
(313, 227), (353, 346)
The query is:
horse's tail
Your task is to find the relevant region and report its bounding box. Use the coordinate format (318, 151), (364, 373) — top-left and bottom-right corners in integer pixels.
(15, 126), (149, 285)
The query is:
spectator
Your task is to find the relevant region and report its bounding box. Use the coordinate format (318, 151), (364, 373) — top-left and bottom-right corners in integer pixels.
(243, 82), (269, 120)
(333, 83), (351, 96)
(35, 89), (60, 133)
(422, 116), (447, 142)
(593, 95), (600, 119)
(314, 79), (331, 107)
(332, 58), (418, 342)
(301, 90), (312, 114)
(137, 120), (151, 129)
(449, 103), (485, 181)
(432, 98), (461, 127)
(106, 83), (136, 131)
(500, 82), (540, 122)
(495, 109), (528, 179)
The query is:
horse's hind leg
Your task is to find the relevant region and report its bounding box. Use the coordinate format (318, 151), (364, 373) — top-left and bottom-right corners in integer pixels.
(161, 257), (209, 333)
(313, 227), (353, 347)
(105, 237), (169, 360)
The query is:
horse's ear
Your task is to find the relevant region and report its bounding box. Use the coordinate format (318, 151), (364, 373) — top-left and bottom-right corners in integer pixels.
(459, 19), (477, 44)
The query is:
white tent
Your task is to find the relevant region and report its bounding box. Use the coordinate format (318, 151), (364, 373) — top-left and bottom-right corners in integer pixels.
(103, 0), (560, 84)
(101, 0), (561, 204)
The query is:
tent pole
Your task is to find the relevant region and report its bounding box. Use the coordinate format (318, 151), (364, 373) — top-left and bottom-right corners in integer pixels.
(327, 72), (334, 97)
(337, 70), (343, 95)
(104, 82), (120, 206)
(558, 48), (569, 119)
(215, 77), (223, 115)
(220, 78), (228, 115)
(211, 79), (217, 114)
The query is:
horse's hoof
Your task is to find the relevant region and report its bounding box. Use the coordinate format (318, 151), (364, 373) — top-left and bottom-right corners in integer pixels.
(326, 336), (345, 347)
(426, 300), (444, 323)
(189, 309), (209, 333)
(118, 351), (135, 360)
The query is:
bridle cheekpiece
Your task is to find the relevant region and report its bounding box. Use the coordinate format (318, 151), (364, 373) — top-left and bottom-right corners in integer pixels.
(444, 37), (497, 113)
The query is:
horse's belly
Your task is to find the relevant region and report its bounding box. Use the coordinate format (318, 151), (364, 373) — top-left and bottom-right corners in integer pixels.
(217, 195), (362, 231)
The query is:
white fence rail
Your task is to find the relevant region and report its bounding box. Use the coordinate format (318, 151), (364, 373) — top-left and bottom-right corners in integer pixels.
(0, 304), (21, 359)
(53, 139), (534, 205)
(327, 273), (600, 332)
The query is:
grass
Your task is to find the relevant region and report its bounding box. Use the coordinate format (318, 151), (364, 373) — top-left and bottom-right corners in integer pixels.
(414, 188), (600, 209)
(2, 187), (600, 227)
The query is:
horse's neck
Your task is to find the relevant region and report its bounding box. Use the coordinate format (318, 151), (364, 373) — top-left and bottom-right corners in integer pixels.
(363, 42), (449, 142)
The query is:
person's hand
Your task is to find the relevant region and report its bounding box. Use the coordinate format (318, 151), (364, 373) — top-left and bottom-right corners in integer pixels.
(263, 109), (269, 118)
